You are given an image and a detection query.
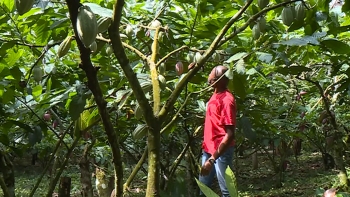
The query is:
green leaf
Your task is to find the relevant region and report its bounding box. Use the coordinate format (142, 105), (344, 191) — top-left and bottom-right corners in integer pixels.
(2, 0), (15, 12)
(225, 52), (247, 63)
(7, 120), (34, 133)
(84, 3), (113, 18)
(321, 39), (350, 54)
(0, 133), (10, 146)
(69, 94), (87, 121)
(32, 85), (43, 98)
(256, 52), (273, 63)
(276, 66), (312, 75)
(2, 87), (14, 104)
(225, 167), (239, 197)
(195, 178), (220, 197)
(240, 116), (256, 141)
(235, 59), (245, 74)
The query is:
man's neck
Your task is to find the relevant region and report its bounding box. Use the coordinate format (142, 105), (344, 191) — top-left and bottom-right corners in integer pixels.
(215, 87), (227, 93)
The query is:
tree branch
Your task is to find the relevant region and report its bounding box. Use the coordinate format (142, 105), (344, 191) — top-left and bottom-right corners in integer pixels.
(155, 45), (188, 67)
(218, 0), (300, 47)
(108, 0), (155, 127)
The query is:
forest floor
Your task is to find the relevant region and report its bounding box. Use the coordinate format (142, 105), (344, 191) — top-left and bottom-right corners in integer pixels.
(8, 149), (349, 197)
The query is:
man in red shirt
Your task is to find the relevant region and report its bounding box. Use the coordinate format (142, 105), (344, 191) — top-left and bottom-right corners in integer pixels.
(199, 65), (236, 197)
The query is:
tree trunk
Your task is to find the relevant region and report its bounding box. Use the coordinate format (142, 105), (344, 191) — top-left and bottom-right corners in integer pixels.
(146, 126), (161, 197)
(96, 167), (114, 197)
(80, 141), (95, 197)
(65, 1), (124, 196)
(58, 177), (71, 197)
(252, 151), (258, 170)
(0, 151), (15, 197)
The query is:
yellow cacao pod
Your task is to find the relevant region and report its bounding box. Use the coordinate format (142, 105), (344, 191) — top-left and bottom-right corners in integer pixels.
(257, 0), (269, 9)
(33, 66), (43, 82)
(76, 5), (98, 48)
(97, 17), (111, 33)
(212, 51), (220, 63)
(57, 36), (72, 58)
(281, 7), (294, 26)
(295, 3), (305, 22)
(158, 31), (164, 42)
(15, 0), (34, 15)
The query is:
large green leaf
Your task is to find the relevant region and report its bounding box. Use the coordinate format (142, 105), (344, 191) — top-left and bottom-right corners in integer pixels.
(195, 178), (220, 197)
(225, 167), (239, 197)
(69, 94), (87, 121)
(321, 39), (350, 54)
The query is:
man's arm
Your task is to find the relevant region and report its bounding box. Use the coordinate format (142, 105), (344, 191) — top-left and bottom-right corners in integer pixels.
(210, 125), (235, 161)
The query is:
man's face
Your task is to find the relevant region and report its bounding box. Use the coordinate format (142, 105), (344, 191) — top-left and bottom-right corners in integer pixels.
(207, 66), (228, 86)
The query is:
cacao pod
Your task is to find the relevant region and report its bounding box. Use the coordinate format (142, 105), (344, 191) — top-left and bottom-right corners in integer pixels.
(258, 0), (269, 9)
(158, 63), (166, 75)
(106, 46), (113, 55)
(97, 17), (111, 33)
(76, 5), (98, 48)
(32, 66), (43, 82)
(158, 31), (164, 42)
(175, 61), (184, 76)
(134, 104), (143, 120)
(132, 124), (148, 140)
(57, 36), (72, 58)
(125, 24), (133, 37)
(140, 81), (152, 93)
(90, 41), (97, 52)
(281, 7), (294, 26)
(258, 17), (266, 32)
(252, 24), (261, 40)
(15, 0), (34, 15)
(212, 51), (220, 63)
(186, 53), (194, 62)
(295, 3), (305, 22)
(150, 20), (162, 28)
(194, 52), (202, 63)
(120, 34), (128, 41)
(158, 75), (166, 89)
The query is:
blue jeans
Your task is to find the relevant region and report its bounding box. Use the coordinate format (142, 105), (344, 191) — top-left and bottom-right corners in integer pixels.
(198, 147), (234, 197)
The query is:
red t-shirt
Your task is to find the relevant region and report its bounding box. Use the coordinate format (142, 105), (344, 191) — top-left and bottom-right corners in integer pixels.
(202, 89), (236, 155)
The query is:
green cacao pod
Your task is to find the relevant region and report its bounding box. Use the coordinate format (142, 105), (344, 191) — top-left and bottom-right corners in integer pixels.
(76, 5), (98, 48)
(106, 46), (113, 55)
(134, 104), (143, 120)
(125, 24), (133, 37)
(194, 52), (202, 63)
(132, 124), (148, 140)
(57, 36), (72, 58)
(186, 53), (194, 62)
(295, 3), (305, 22)
(252, 24), (261, 40)
(90, 41), (97, 52)
(258, 17), (266, 32)
(281, 7), (294, 26)
(97, 17), (111, 33)
(158, 74), (166, 89)
(150, 20), (162, 28)
(158, 63), (166, 76)
(32, 66), (43, 82)
(15, 0), (34, 15)
(258, 0), (269, 9)
(158, 31), (164, 42)
(212, 51), (220, 63)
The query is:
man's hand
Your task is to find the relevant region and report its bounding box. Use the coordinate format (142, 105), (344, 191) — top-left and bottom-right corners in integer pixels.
(200, 159), (214, 176)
